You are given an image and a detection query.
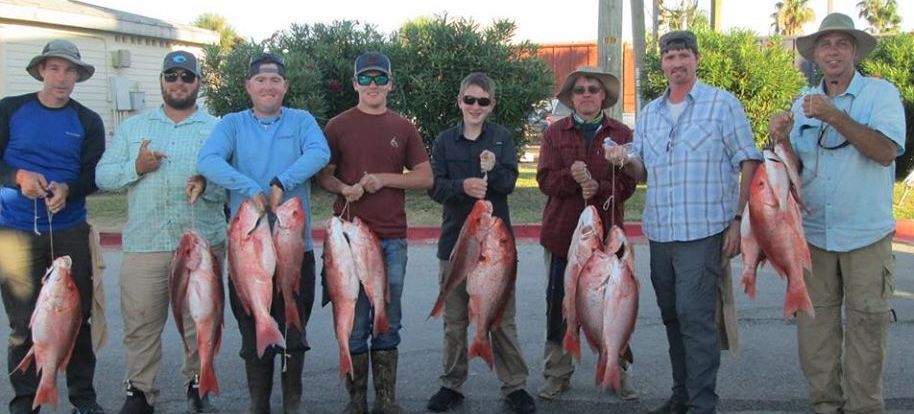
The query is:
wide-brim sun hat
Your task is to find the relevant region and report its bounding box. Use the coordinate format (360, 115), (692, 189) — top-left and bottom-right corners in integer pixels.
(796, 12), (876, 62)
(556, 66), (620, 110)
(26, 39), (95, 83)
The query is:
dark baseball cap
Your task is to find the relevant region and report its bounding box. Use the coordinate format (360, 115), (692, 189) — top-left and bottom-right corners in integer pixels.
(248, 53), (285, 79)
(659, 30), (699, 54)
(354, 51), (391, 76)
(162, 51), (199, 76)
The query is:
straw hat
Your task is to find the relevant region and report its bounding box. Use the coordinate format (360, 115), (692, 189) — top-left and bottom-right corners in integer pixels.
(556, 66), (620, 109)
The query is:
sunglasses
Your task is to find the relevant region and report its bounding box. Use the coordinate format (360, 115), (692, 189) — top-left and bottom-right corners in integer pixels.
(163, 71), (196, 83)
(572, 86), (603, 95)
(356, 74), (390, 86)
(462, 95), (492, 107)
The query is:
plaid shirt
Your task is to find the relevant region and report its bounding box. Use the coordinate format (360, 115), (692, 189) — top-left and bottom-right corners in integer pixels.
(537, 115), (636, 258)
(96, 106), (226, 252)
(631, 81), (762, 242)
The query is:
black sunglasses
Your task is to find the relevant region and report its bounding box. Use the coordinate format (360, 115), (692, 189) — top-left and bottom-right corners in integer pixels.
(356, 74), (390, 86)
(163, 71), (196, 83)
(462, 95), (492, 107)
(572, 85), (603, 95)
(817, 124), (850, 150)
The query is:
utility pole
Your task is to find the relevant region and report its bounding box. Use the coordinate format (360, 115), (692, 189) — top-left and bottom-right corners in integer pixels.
(598, 0), (624, 119)
(711, 0), (723, 31)
(653, 0), (661, 48)
(827, 0), (834, 14)
(631, 0), (647, 111)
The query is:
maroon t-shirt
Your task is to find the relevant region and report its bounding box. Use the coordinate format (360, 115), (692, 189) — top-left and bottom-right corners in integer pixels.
(323, 107), (428, 239)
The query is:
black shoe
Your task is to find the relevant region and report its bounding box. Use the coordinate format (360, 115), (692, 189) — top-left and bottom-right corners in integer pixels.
(72, 402), (106, 414)
(426, 387), (464, 412)
(117, 381), (153, 414)
(506, 389), (536, 414)
(647, 399), (687, 414)
(187, 376), (216, 413)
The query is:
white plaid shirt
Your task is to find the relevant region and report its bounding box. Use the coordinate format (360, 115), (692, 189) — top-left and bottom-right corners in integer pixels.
(632, 81), (762, 242)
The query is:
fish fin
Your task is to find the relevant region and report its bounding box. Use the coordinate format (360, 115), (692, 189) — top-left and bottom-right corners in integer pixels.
(784, 281), (816, 320)
(199, 359), (220, 397)
(12, 348), (34, 375)
(33, 372), (59, 409)
(594, 352), (607, 387)
(741, 268), (758, 300)
(468, 336), (494, 370)
(562, 331), (582, 362)
(285, 292), (303, 333)
(255, 315), (286, 358)
(427, 291), (448, 320)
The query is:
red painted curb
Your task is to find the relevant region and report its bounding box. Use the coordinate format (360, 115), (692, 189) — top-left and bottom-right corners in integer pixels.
(896, 220), (914, 245)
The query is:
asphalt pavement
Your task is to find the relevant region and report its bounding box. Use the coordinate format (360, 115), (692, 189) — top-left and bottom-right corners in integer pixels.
(2, 241), (913, 413)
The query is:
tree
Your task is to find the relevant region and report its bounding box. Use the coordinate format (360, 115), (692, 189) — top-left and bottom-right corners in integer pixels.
(771, 0), (815, 36)
(193, 13), (244, 52)
(658, 0), (710, 32)
(856, 0), (902, 34)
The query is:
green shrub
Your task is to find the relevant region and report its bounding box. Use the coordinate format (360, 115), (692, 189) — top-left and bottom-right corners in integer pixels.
(388, 15), (554, 152)
(201, 41), (327, 120)
(859, 33), (914, 177)
(640, 29), (806, 145)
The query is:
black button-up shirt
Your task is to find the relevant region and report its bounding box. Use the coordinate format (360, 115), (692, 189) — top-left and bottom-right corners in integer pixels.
(429, 121), (518, 260)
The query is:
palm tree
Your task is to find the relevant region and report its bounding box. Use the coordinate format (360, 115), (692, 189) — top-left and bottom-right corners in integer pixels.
(659, 0), (709, 31)
(857, 0), (902, 34)
(771, 0), (815, 36)
(193, 13), (244, 52)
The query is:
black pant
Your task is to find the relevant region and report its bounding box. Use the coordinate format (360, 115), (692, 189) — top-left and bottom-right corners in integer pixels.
(0, 222), (97, 413)
(544, 254), (568, 345)
(228, 251), (316, 361)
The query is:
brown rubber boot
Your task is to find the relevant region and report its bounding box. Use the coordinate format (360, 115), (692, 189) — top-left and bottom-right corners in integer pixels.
(281, 352), (305, 413)
(344, 353), (369, 414)
(245, 360), (274, 414)
(370, 349), (401, 414)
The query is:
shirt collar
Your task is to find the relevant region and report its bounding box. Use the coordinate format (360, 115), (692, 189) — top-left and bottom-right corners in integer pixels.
(152, 104), (205, 125)
(815, 70), (864, 98)
(456, 121), (488, 141)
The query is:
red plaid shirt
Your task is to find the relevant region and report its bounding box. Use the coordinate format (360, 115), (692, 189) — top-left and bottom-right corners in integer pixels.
(536, 115), (636, 258)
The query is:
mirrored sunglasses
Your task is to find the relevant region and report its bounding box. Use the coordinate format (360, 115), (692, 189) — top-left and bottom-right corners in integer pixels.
(356, 74), (390, 86)
(462, 95), (492, 107)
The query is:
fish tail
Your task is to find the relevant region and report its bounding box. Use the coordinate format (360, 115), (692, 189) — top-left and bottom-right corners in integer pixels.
(427, 294), (446, 320)
(284, 294), (303, 333)
(740, 268), (757, 300)
(339, 348), (353, 380)
(255, 316), (286, 358)
(468, 336), (494, 370)
(562, 330), (582, 361)
(199, 360), (220, 397)
(602, 354), (622, 393)
(33, 371), (59, 409)
(373, 310), (390, 337)
(784, 282), (815, 319)
(594, 352), (607, 388)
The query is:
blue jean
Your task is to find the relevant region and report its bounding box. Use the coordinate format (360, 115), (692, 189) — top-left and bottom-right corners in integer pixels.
(349, 238), (407, 354)
(649, 232), (723, 414)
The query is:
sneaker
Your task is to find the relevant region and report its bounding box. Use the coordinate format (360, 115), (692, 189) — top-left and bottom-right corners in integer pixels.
(617, 369), (639, 401)
(506, 389), (536, 414)
(117, 381), (153, 414)
(426, 387), (464, 412)
(536, 377), (570, 400)
(187, 376), (216, 413)
(71, 401), (106, 414)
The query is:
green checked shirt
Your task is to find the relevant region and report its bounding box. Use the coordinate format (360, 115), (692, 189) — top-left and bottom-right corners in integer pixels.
(96, 106), (226, 252)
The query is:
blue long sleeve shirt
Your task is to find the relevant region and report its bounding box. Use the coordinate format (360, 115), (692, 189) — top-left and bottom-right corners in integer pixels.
(197, 107), (330, 251)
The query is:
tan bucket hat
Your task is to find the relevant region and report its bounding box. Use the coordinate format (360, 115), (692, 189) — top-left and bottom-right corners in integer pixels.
(796, 13), (876, 62)
(26, 39), (95, 83)
(556, 66), (620, 110)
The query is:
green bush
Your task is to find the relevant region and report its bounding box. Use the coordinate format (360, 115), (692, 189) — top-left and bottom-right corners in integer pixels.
(859, 33), (914, 177)
(201, 41), (327, 120)
(388, 16), (554, 152)
(640, 29), (806, 145)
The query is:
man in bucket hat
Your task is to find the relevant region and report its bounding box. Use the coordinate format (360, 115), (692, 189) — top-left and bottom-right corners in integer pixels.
(769, 13), (905, 414)
(535, 65), (637, 401)
(0, 39), (105, 413)
(609, 30), (762, 414)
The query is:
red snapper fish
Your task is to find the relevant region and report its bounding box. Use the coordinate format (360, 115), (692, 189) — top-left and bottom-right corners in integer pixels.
(15, 256), (81, 410)
(562, 206), (605, 360)
(342, 216), (389, 336)
(228, 199), (285, 357)
(324, 216), (361, 379)
(273, 197), (307, 332)
(170, 231), (224, 397)
(429, 200), (517, 369)
(740, 143), (815, 319)
(576, 226), (638, 393)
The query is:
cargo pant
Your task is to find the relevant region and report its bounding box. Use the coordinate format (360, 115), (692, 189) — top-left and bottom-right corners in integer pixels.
(437, 260), (529, 396)
(119, 244), (225, 405)
(0, 222), (98, 414)
(798, 234), (894, 414)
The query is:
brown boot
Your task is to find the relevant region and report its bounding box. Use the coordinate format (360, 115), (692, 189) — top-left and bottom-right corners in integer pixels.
(344, 353), (369, 414)
(370, 349), (401, 414)
(245, 360), (274, 414)
(282, 352), (305, 413)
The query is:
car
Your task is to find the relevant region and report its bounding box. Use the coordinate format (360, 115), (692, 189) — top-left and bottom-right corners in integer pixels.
(528, 98), (572, 132)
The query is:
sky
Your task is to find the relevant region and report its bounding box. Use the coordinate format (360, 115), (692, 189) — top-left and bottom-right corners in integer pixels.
(82, 0), (913, 43)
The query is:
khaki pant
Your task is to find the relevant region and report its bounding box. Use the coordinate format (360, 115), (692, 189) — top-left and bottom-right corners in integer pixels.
(798, 235), (894, 414)
(120, 244), (225, 405)
(437, 260), (529, 396)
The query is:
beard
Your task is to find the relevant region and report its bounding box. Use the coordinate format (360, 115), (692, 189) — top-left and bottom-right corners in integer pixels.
(161, 84), (199, 110)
